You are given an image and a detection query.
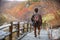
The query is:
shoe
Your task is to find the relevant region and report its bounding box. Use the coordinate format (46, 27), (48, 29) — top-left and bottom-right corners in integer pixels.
(35, 35), (37, 37)
(38, 32), (40, 35)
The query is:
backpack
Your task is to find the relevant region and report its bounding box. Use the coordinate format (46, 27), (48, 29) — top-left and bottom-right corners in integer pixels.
(34, 14), (39, 21)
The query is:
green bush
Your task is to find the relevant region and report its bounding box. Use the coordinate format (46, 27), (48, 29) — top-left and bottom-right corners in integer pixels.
(0, 14), (6, 26)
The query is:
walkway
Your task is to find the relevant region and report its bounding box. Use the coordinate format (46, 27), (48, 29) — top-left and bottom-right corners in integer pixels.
(21, 29), (49, 40)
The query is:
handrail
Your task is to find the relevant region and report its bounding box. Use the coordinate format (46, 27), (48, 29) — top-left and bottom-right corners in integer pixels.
(0, 24), (11, 30)
(0, 21), (32, 40)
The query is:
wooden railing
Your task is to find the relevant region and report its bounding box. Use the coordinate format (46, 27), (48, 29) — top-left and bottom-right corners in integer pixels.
(46, 24), (60, 40)
(0, 21), (33, 40)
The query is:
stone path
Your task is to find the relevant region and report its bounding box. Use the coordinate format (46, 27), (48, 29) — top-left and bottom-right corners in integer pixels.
(21, 29), (49, 40)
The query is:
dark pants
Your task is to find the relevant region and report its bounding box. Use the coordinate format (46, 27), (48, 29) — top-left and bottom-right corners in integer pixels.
(32, 21), (42, 37)
(34, 26), (41, 37)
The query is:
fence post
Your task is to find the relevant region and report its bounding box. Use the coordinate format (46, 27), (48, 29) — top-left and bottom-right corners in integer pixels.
(9, 22), (13, 40)
(30, 23), (31, 32)
(17, 22), (20, 37)
(51, 25), (52, 40)
(27, 22), (29, 32)
(23, 24), (25, 33)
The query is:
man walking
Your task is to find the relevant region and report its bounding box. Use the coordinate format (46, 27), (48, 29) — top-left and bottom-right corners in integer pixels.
(31, 8), (42, 37)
